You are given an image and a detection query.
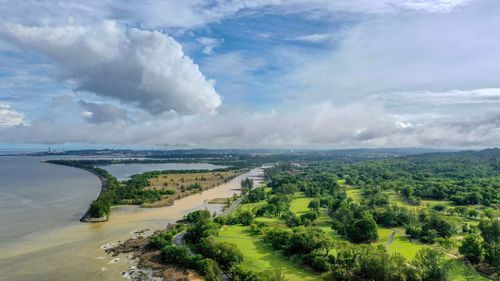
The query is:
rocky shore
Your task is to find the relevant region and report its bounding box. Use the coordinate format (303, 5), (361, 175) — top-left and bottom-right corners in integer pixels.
(104, 228), (202, 281)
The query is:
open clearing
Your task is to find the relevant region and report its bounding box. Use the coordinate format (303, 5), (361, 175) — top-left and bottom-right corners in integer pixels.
(142, 170), (241, 207)
(290, 195), (312, 214)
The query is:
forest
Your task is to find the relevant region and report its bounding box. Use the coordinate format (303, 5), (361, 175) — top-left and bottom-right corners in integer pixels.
(147, 149), (499, 281)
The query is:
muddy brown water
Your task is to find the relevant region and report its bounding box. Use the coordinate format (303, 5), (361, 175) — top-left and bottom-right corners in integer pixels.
(0, 156), (263, 281)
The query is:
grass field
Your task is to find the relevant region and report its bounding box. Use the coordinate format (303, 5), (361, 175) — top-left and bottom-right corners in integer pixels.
(447, 260), (490, 281)
(376, 227), (394, 244)
(290, 195), (313, 215)
(215, 225), (322, 281)
(387, 234), (426, 260)
(345, 188), (363, 203)
(239, 191), (490, 281)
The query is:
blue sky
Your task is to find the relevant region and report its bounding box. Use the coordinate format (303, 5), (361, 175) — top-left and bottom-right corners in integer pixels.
(0, 0), (499, 148)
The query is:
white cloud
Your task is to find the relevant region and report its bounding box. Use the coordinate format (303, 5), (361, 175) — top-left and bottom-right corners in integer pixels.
(286, 0), (500, 103)
(1, 98), (498, 148)
(78, 100), (129, 124)
(196, 37), (223, 54)
(289, 33), (338, 43)
(0, 104), (24, 126)
(0, 21), (222, 115)
(0, 1), (474, 30)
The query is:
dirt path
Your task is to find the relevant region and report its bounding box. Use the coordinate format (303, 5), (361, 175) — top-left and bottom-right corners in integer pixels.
(385, 230), (397, 246)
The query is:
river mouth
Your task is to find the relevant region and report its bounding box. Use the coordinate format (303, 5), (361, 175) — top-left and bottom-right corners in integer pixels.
(0, 166), (263, 281)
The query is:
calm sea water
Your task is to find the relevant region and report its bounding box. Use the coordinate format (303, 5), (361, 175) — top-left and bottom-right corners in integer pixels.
(0, 156), (101, 248)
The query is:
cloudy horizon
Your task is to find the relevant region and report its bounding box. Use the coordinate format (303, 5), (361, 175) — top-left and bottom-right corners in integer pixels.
(0, 0), (499, 148)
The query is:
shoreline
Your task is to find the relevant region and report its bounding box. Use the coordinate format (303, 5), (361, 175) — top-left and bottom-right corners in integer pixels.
(44, 161), (110, 222)
(0, 164), (265, 281)
(45, 160), (253, 223)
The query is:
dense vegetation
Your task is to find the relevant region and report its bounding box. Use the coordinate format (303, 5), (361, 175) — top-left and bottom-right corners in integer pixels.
(338, 149), (500, 207)
(53, 148), (500, 280)
(202, 149), (498, 280)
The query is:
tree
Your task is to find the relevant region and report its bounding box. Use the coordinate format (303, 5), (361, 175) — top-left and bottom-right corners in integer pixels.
(237, 210), (255, 226)
(478, 219), (500, 267)
(201, 258), (221, 281)
(300, 211), (318, 225)
(241, 178), (254, 189)
(89, 198), (110, 218)
(245, 187), (266, 203)
(186, 210), (211, 223)
(412, 248), (448, 281)
(199, 239), (243, 270)
(262, 269), (287, 281)
(331, 245), (417, 281)
(185, 220), (219, 244)
(346, 212), (378, 243)
(308, 199), (320, 211)
(459, 235), (482, 264)
(483, 241), (500, 268)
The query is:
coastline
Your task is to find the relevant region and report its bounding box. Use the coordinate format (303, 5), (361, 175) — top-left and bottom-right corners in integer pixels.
(45, 159), (252, 223)
(0, 163), (264, 281)
(44, 161), (110, 222)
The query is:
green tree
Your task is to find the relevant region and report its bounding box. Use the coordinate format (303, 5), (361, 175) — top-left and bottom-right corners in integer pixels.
(200, 239), (243, 270)
(346, 212), (378, 243)
(262, 269), (287, 281)
(459, 235), (482, 264)
(201, 258), (221, 281)
(412, 248), (448, 281)
(237, 210), (255, 226)
(185, 210), (212, 223)
(308, 199), (320, 211)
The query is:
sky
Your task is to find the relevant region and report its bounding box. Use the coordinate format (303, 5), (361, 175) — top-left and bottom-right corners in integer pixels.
(0, 0), (499, 149)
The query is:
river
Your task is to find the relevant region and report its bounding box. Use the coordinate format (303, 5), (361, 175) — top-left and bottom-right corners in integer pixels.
(0, 155), (263, 281)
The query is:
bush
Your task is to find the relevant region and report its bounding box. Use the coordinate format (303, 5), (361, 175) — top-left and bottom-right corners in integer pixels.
(432, 204), (447, 212)
(300, 211), (318, 225)
(199, 258), (221, 281)
(459, 234), (482, 264)
(412, 248), (448, 281)
(229, 266), (264, 281)
(186, 210), (212, 223)
(199, 238), (243, 270)
(346, 212), (378, 243)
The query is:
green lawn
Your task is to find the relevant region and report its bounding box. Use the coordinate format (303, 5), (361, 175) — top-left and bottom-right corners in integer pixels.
(375, 227), (425, 260)
(386, 234), (426, 260)
(421, 199), (453, 207)
(345, 188), (363, 203)
(290, 195), (312, 215)
(447, 260), (490, 281)
(238, 202), (266, 211)
(376, 227), (394, 244)
(254, 216), (284, 226)
(215, 225), (322, 281)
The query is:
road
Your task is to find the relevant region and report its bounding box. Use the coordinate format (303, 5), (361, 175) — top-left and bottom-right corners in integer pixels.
(172, 179), (260, 280)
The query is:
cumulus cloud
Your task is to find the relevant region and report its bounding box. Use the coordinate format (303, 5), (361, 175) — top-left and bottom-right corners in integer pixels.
(1, 98), (498, 148)
(0, 21), (222, 115)
(0, 104), (24, 126)
(78, 100), (129, 124)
